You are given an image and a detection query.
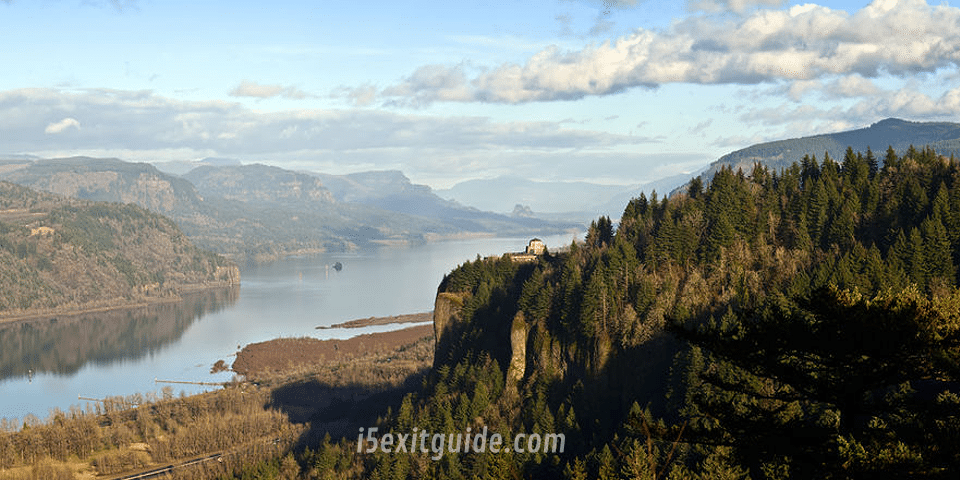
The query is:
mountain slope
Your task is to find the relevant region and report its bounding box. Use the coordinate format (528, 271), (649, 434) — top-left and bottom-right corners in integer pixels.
(437, 175), (636, 214)
(698, 117), (960, 184)
(1, 156), (204, 215)
(390, 144), (960, 478)
(184, 163), (335, 207)
(0, 181), (238, 318)
(0, 158), (330, 260)
(438, 173), (699, 222)
(2, 158), (580, 262)
(313, 170), (581, 232)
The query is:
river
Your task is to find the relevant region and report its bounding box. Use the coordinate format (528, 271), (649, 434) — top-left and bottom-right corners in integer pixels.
(0, 233), (578, 423)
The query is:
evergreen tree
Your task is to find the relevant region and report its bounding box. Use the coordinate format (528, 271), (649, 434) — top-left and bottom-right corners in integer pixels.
(587, 216), (614, 249)
(920, 215), (955, 284)
(688, 176), (704, 200)
(866, 146), (878, 177)
(673, 286), (960, 478)
(884, 145), (899, 171)
(806, 178), (829, 246)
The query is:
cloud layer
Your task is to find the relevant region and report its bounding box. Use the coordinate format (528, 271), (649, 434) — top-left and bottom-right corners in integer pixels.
(229, 81), (312, 100)
(44, 117), (80, 134)
(0, 88), (669, 185)
(360, 0), (960, 105)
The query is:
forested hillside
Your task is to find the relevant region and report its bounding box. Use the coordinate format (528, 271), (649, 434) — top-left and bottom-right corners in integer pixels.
(297, 145), (960, 479)
(0, 181), (238, 318)
(697, 118), (960, 188)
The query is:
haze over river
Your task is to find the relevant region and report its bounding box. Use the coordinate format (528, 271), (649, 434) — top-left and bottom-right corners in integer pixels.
(0, 234), (577, 422)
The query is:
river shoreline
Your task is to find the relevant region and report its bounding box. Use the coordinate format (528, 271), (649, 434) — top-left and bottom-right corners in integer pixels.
(234, 320), (434, 379)
(0, 282), (240, 325)
(317, 311), (432, 329)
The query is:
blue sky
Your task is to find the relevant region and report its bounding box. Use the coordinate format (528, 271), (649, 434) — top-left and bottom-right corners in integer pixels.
(1, 0), (958, 188)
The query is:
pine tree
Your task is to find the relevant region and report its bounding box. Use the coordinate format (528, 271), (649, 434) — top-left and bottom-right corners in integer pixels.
(920, 215), (955, 285)
(704, 211), (735, 264)
(825, 197), (857, 250)
(806, 178), (829, 246)
(587, 216), (614, 249)
(688, 176), (704, 200)
(580, 263), (609, 338)
(866, 146), (878, 177)
(884, 145), (898, 171)
(673, 286), (960, 478)
(801, 154), (820, 185)
(906, 227), (925, 285)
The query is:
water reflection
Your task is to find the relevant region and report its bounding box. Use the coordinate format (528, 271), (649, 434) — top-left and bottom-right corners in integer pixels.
(0, 286), (239, 381)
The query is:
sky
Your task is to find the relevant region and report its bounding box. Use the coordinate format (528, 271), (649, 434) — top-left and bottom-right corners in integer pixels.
(1, 0), (959, 189)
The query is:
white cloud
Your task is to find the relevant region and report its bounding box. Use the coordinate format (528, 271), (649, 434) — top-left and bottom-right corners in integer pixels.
(688, 0), (787, 14)
(775, 74), (881, 102)
(828, 75), (881, 99)
(866, 86), (960, 118)
(331, 84), (378, 107)
(689, 119), (713, 136)
(44, 117), (80, 134)
(229, 80), (312, 100)
(379, 64), (473, 107)
(366, 0), (960, 105)
(0, 88), (671, 185)
(729, 82), (960, 144)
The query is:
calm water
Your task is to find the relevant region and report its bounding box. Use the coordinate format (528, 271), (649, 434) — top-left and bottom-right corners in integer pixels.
(0, 234), (577, 423)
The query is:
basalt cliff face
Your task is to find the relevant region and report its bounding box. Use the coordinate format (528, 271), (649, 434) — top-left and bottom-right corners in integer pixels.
(433, 290), (532, 388)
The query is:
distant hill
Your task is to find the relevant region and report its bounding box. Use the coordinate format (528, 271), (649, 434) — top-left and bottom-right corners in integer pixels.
(0, 158), (578, 262)
(437, 176), (634, 214)
(0, 157), (297, 260)
(598, 171), (703, 216)
(0, 181), (238, 319)
(695, 118), (960, 188)
(438, 173), (698, 221)
(185, 163), (335, 207)
(311, 169), (578, 232)
(1, 159), (447, 260)
(187, 164), (579, 244)
(1, 157), (204, 215)
(312, 170), (423, 204)
(151, 156), (243, 176)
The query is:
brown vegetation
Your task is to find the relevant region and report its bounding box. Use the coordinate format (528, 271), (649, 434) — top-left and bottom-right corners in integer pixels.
(0, 315), (435, 479)
(0, 386), (302, 480)
(317, 311), (431, 329)
(233, 324), (433, 379)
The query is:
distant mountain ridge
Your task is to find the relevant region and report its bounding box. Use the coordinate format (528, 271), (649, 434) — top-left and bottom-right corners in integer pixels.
(1, 157), (204, 215)
(184, 163), (335, 206)
(310, 169), (573, 231)
(438, 173), (696, 221)
(0, 158), (578, 262)
(697, 118), (960, 186)
(437, 176), (633, 214)
(312, 170), (423, 204)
